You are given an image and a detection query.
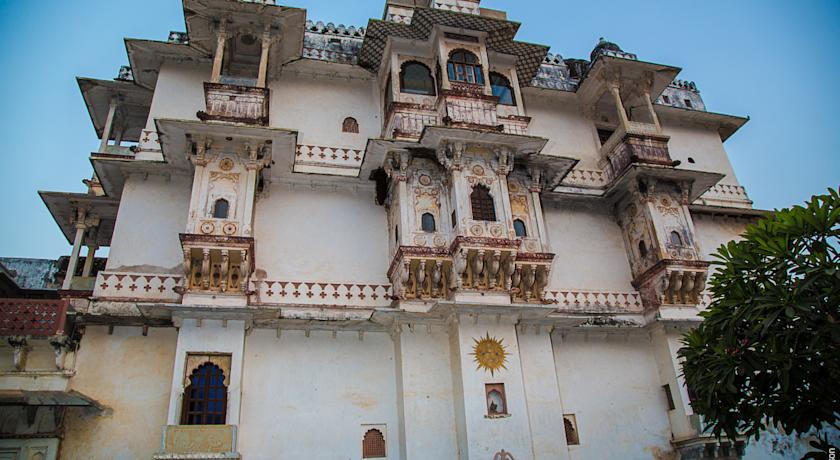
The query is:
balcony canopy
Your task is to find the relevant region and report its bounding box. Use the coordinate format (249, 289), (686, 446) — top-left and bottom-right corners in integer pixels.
(38, 192), (119, 247)
(77, 77), (153, 143)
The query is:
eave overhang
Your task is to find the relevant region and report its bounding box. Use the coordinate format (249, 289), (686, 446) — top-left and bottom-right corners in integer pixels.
(688, 204), (769, 218)
(359, 8), (548, 84)
(577, 55), (681, 107)
(77, 77), (153, 142)
(38, 192), (120, 247)
(603, 165), (724, 204)
(183, 0), (307, 79)
(155, 118), (298, 177)
(125, 38), (210, 90)
(0, 390), (103, 409)
(656, 105), (750, 141)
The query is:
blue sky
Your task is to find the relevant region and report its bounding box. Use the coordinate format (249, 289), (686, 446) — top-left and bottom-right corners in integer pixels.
(0, 0), (838, 259)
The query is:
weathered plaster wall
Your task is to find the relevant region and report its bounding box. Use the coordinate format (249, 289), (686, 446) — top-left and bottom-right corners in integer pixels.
(552, 333), (674, 460)
(544, 203), (635, 292)
(106, 174), (191, 273)
(238, 329), (400, 460)
(663, 122), (742, 186)
(144, 62), (207, 131)
(252, 184), (389, 283)
(517, 329), (571, 460)
(394, 325), (458, 459)
(523, 92), (601, 168)
(268, 73), (379, 148)
(61, 326), (177, 460)
(692, 214), (748, 261)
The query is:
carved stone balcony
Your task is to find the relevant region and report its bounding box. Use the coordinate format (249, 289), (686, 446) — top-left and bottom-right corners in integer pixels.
(511, 253), (554, 303)
(633, 259), (709, 310)
(180, 234), (254, 298)
(197, 82), (269, 126)
(154, 425), (239, 460)
(0, 299), (68, 337)
(388, 246), (453, 300)
(388, 235), (555, 304)
(384, 93), (531, 140)
(600, 122), (676, 181)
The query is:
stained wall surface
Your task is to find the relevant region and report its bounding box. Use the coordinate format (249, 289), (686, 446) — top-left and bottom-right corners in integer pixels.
(60, 326), (177, 460)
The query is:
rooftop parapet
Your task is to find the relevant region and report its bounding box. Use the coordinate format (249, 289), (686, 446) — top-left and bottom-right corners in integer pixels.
(303, 20), (365, 66)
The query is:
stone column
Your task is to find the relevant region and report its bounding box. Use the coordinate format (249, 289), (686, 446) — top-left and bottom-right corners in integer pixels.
(608, 83), (629, 129)
(211, 21), (228, 83)
(529, 185), (550, 252)
(81, 243), (98, 278)
(99, 98), (118, 153)
(62, 210), (88, 290)
(256, 30), (271, 88)
(644, 90), (662, 132)
(242, 161), (258, 237)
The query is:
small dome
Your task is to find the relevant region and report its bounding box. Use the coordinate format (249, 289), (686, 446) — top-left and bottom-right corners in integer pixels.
(590, 37), (623, 62)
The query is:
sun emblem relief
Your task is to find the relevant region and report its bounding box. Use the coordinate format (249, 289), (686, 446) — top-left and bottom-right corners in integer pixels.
(471, 333), (508, 376)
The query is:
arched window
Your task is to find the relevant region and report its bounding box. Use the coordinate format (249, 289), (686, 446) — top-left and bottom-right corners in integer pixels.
(421, 213), (436, 232)
(362, 429), (386, 458)
(181, 362), (227, 425)
(447, 49), (484, 85)
(670, 231), (683, 246)
(638, 240), (648, 258)
(513, 219), (527, 237)
(400, 61), (435, 95)
(470, 185), (496, 221)
(490, 72), (515, 105)
(342, 117), (359, 133)
(212, 199), (229, 219)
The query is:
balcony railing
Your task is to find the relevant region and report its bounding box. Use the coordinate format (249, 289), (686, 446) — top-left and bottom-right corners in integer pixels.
(600, 123), (675, 181)
(385, 102), (439, 139)
(197, 82), (269, 126)
(437, 90), (500, 131)
(0, 299), (68, 337)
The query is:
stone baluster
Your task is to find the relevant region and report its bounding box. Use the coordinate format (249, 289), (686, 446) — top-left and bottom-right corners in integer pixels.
(201, 249), (211, 290)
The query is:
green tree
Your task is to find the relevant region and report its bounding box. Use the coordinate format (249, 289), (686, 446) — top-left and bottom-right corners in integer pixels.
(679, 188), (840, 448)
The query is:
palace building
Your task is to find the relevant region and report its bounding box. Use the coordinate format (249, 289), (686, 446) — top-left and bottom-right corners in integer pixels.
(1, 0), (808, 459)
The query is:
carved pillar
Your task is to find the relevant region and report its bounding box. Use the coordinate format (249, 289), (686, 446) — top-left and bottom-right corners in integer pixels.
(99, 97), (118, 152)
(644, 90), (662, 132)
(210, 21), (228, 83)
(8, 337), (27, 371)
(62, 210), (88, 290)
(81, 243), (98, 278)
(608, 83), (629, 130)
(187, 142), (209, 234)
(257, 28), (271, 88)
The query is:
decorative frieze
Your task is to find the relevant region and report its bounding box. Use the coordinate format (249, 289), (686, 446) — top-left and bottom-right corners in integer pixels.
(93, 271), (184, 302)
(561, 168), (609, 188)
(545, 290), (644, 313)
(294, 144), (364, 176)
(253, 280), (393, 307)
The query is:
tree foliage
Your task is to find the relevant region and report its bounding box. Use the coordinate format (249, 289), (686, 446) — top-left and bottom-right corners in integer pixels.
(679, 188), (840, 443)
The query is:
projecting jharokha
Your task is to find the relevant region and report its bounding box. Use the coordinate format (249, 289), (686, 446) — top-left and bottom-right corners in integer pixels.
(1, 0), (796, 459)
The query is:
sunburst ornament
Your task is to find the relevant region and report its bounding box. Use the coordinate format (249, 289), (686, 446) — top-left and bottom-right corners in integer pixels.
(471, 333), (508, 376)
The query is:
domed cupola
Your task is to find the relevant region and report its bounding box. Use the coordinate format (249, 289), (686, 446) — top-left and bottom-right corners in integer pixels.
(590, 37), (624, 62)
